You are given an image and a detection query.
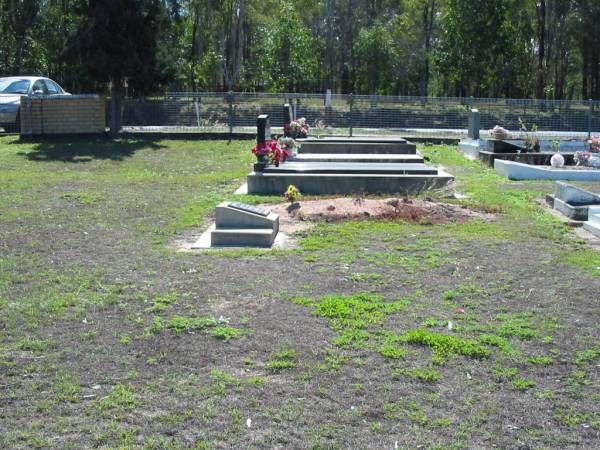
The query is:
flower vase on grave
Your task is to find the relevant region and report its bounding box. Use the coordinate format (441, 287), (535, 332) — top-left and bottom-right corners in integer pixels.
(254, 154), (268, 172)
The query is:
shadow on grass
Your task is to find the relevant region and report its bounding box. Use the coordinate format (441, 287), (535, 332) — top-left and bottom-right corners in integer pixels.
(19, 137), (166, 163)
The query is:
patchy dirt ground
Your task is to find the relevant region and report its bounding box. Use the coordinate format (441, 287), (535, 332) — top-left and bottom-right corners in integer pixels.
(0, 138), (599, 449)
(267, 196), (495, 233)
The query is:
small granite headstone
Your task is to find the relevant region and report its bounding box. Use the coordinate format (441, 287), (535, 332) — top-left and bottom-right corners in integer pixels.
(257, 114), (271, 144)
(468, 109), (480, 139)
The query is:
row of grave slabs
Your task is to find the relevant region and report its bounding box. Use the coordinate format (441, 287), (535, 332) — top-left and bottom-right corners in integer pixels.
(193, 111), (454, 249)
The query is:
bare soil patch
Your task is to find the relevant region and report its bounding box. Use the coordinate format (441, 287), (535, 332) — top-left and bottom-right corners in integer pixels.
(267, 196), (495, 234)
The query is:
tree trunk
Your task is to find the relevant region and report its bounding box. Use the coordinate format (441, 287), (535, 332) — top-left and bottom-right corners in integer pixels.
(536, 0), (546, 99)
(324, 0), (334, 92)
(582, 37), (589, 99)
(110, 77), (125, 135)
(420, 0), (436, 97)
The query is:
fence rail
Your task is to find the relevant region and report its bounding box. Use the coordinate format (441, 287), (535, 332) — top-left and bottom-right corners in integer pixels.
(115, 93), (600, 139)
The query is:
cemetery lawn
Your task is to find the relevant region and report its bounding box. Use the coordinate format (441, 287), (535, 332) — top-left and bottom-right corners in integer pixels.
(1, 135), (599, 449)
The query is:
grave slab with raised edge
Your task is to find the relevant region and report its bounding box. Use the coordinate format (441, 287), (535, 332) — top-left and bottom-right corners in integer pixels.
(192, 201), (279, 248)
(495, 159), (600, 181)
(292, 153), (424, 164)
(297, 141), (417, 154)
(263, 161), (438, 175)
(550, 181), (600, 221)
(247, 111), (452, 195)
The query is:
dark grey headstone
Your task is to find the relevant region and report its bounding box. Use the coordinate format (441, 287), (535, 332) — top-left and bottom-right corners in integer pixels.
(468, 109), (480, 139)
(283, 104), (293, 125)
(257, 114), (271, 143)
(229, 202), (271, 217)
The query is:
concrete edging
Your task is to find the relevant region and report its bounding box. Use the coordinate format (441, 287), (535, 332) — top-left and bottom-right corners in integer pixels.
(494, 159), (600, 181)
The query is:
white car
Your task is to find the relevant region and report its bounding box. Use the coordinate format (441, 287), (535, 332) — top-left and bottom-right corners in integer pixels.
(0, 76), (69, 132)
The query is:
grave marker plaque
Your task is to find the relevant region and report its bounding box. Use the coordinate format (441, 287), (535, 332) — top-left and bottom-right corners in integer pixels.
(229, 202), (271, 217)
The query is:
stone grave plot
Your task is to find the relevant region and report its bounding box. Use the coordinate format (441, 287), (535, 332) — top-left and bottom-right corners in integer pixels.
(545, 182), (600, 237)
(459, 109), (587, 165)
(546, 181), (600, 221)
(494, 159), (600, 181)
(191, 201), (281, 248)
(247, 113), (453, 195)
(296, 139), (417, 154)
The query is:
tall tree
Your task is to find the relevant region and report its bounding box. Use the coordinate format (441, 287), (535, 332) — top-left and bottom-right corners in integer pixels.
(64, 0), (167, 132)
(260, 2), (319, 92)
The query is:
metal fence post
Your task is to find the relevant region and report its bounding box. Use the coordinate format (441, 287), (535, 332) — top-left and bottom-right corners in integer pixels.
(228, 91), (234, 138)
(348, 93), (354, 137)
(588, 98), (593, 139)
(110, 96), (117, 136)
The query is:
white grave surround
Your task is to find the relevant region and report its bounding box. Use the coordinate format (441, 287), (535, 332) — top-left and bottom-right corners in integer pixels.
(458, 139), (589, 160)
(583, 206), (600, 237)
(494, 159), (600, 181)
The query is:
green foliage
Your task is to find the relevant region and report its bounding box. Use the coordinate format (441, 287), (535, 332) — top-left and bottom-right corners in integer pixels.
(511, 379), (537, 391)
(259, 3), (319, 92)
(164, 316), (218, 334)
(575, 341), (600, 365)
(558, 249), (600, 277)
(435, 0), (531, 97)
(0, 0), (595, 97)
(147, 292), (178, 312)
(266, 348), (298, 371)
(394, 367), (443, 382)
(494, 313), (539, 339)
(401, 329), (491, 359)
(210, 326), (244, 341)
(64, 0), (169, 93)
(352, 23), (399, 94)
(96, 384), (136, 414)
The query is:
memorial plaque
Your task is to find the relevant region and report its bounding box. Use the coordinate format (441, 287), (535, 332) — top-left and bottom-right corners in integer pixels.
(229, 202), (271, 217)
(257, 114), (271, 144)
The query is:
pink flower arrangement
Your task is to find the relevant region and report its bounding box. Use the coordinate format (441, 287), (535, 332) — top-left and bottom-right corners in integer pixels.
(587, 136), (600, 153)
(251, 140), (289, 166)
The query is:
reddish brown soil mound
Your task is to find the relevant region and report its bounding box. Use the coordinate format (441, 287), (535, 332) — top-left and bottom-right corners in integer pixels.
(265, 197), (494, 233)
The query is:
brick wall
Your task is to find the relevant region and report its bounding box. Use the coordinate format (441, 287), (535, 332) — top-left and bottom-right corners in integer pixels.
(20, 95), (105, 135)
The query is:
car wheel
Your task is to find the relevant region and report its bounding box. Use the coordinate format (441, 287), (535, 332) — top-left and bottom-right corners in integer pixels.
(6, 110), (20, 133)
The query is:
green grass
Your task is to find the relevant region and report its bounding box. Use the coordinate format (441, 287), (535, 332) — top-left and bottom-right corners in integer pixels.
(401, 329), (491, 358)
(266, 348), (298, 371)
(1, 137), (599, 448)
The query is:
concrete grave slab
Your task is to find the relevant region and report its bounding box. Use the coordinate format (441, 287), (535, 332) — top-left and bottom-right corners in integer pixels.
(247, 170), (454, 195)
(298, 141), (417, 154)
(263, 161), (438, 175)
(550, 182), (600, 221)
(292, 153), (424, 164)
(495, 159), (600, 181)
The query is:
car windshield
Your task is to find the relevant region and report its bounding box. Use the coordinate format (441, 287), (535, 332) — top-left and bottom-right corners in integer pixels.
(0, 79), (30, 94)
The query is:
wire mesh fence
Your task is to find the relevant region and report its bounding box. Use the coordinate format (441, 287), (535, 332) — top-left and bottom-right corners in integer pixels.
(116, 92), (600, 140)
